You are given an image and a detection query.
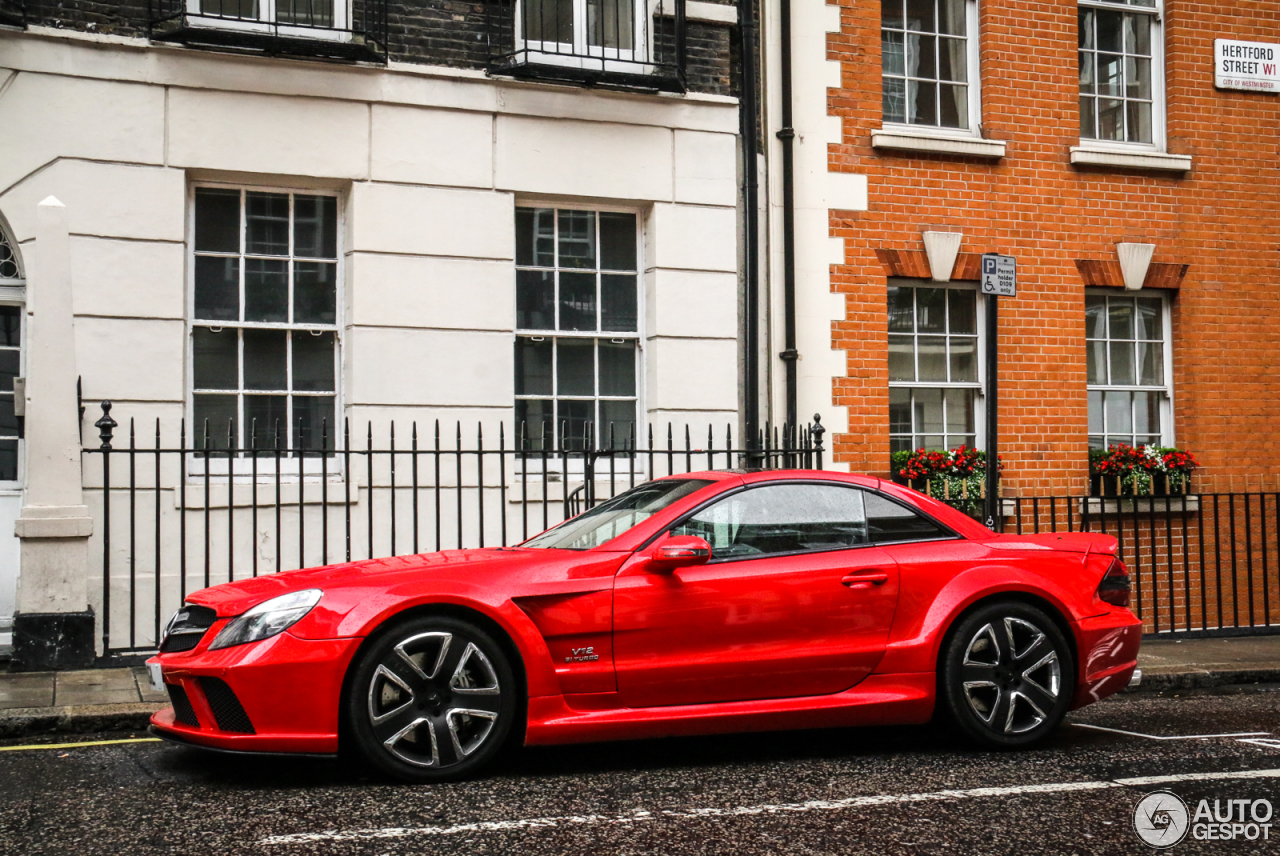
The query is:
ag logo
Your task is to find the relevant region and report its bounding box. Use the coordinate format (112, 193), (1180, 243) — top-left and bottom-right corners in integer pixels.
(1134, 791), (1190, 848)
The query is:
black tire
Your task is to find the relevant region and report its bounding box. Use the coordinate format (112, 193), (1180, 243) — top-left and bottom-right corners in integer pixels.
(346, 615), (517, 782)
(940, 601), (1075, 749)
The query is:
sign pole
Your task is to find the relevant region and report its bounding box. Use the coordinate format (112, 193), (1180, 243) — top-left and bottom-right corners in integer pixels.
(984, 292), (999, 531)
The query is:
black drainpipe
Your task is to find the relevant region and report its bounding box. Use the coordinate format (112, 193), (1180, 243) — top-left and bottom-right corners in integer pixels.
(776, 0), (798, 433)
(739, 0), (760, 445)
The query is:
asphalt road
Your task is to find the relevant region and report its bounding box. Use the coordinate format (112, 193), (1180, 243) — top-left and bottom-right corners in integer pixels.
(2, 684), (1279, 856)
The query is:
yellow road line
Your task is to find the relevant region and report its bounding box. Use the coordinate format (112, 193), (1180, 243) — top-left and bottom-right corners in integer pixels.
(0, 737), (162, 752)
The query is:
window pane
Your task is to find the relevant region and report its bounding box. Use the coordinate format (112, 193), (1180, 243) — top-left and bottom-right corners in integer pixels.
(1108, 298), (1134, 339)
(904, 0), (934, 32)
(1125, 12), (1150, 55)
(907, 33), (936, 78)
(0, 439), (16, 481)
(949, 335), (976, 382)
(193, 394), (238, 450)
(1137, 299), (1163, 341)
(244, 259), (289, 323)
(294, 262), (337, 325)
(908, 80), (937, 125)
(1097, 53), (1123, 96)
(1080, 96), (1096, 138)
(598, 340), (635, 396)
(244, 395), (288, 446)
(938, 0), (964, 35)
(1079, 51), (1095, 94)
(866, 492), (945, 543)
(882, 0), (903, 31)
(1096, 9), (1121, 52)
(679, 484), (869, 557)
(515, 399), (554, 449)
(0, 306), (18, 347)
(888, 285), (914, 332)
(1137, 340), (1163, 386)
(194, 256), (240, 321)
(588, 0), (637, 52)
(938, 38), (966, 82)
(559, 272), (597, 331)
(192, 327), (238, 390)
(278, 0), (333, 27)
(1078, 8), (1094, 50)
(516, 270), (555, 330)
(557, 338), (595, 396)
(293, 195), (337, 258)
(243, 329), (288, 391)
(600, 400), (636, 449)
(293, 331), (335, 392)
(1109, 340), (1134, 385)
(599, 213), (637, 271)
(515, 338), (553, 396)
(948, 289), (975, 333)
(945, 388), (975, 438)
(888, 334), (915, 382)
(194, 188), (241, 253)
(1088, 389), (1103, 434)
(1097, 98), (1124, 140)
(1126, 56), (1151, 99)
(1127, 100), (1152, 143)
(245, 192), (290, 256)
(516, 208), (555, 267)
(1105, 390), (1132, 435)
(601, 274), (637, 332)
(524, 0), (574, 42)
(890, 387), (911, 435)
(882, 30), (905, 75)
(913, 387), (944, 438)
(917, 335), (947, 382)
(1087, 340), (1106, 385)
(1134, 390), (1159, 436)
(883, 77), (906, 122)
(0, 398), (17, 435)
(0, 350), (18, 392)
(202, 0), (257, 17)
(1085, 296), (1106, 339)
(558, 399), (593, 450)
(916, 287), (946, 332)
(939, 84), (967, 128)
(293, 395), (336, 453)
(558, 210), (596, 269)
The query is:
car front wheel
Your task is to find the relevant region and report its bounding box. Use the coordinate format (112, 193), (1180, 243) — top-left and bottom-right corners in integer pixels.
(347, 615), (517, 782)
(940, 601), (1075, 749)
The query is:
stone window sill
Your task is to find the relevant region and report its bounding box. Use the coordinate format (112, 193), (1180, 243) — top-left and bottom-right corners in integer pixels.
(1070, 146), (1192, 173)
(871, 129), (1006, 159)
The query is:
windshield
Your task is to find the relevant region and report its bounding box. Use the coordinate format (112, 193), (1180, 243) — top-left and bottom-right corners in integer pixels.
(521, 479), (715, 550)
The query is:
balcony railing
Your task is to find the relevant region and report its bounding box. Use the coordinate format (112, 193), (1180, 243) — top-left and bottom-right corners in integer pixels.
(148, 0), (387, 63)
(486, 0), (686, 92)
(0, 0), (26, 28)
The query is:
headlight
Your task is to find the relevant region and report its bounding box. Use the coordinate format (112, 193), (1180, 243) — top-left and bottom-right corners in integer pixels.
(208, 589), (323, 650)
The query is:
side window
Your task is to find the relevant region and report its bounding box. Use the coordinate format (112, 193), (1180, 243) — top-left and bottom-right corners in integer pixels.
(865, 493), (948, 543)
(672, 484), (868, 559)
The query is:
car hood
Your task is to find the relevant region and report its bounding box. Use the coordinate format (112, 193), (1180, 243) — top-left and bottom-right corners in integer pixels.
(185, 548), (563, 617)
(984, 532), (1119, 555)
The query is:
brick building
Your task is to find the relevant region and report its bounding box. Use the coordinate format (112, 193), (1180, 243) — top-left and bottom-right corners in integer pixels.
(764, 0), (1280, 497)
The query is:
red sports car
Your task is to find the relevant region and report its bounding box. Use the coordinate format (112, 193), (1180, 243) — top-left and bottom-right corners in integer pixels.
(147, 470), (1141, 781)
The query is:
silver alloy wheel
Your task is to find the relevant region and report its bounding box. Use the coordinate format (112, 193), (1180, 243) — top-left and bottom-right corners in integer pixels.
(366, 631), (503, 768)
(960, 616), (1061, 735)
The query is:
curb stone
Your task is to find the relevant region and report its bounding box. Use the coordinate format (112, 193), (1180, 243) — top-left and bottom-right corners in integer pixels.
(1124, 667), (1280, 694)
(0, 703), (163, 739)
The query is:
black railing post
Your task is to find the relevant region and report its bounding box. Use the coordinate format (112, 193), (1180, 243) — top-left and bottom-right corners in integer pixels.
(811, 413), (825, 470)
(95, 402), (117, 655)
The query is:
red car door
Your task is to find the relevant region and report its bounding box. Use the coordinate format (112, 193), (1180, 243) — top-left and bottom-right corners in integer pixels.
(612, 482), (901, 708)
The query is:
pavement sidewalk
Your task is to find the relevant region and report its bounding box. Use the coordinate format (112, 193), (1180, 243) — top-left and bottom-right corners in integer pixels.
(1, 636), (1278, 740)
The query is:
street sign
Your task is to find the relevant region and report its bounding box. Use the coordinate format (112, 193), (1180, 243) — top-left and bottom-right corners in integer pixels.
(981, 254), (1016, 297)
(1215, 38), (1280, 93)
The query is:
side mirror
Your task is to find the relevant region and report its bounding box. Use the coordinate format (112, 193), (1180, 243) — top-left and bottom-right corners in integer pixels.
(649, 535), (712, 573)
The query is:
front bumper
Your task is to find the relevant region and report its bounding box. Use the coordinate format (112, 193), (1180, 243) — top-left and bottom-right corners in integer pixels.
(1069, 608), (1144, 710)
(148, 631), (362, 755)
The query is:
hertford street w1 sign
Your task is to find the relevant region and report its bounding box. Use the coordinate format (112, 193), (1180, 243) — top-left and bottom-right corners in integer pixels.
(1215, 39), (1280, 93)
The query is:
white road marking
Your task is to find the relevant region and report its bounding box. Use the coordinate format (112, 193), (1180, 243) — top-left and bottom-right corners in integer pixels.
(258, 767), (1280, 846)
(1073, 724), (1271, 741)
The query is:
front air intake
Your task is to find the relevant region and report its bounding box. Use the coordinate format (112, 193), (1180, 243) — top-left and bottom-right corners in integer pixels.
(167, 683), (200, 728)
(198, 677), (256, 734)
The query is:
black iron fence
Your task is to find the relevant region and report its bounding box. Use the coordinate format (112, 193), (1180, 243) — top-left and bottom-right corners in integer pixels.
(148, 0), (387, 62)
(87, 401), (823, 657)
(486, 0), (685, 91)
(0, 0), (25, 28)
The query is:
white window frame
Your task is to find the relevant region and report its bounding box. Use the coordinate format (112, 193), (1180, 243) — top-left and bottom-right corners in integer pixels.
(185, 182), (345, 478)
(879, 0), (983, 138)
(0, 218), (24, 490)
(1085, 288), (1174, 450)
(515, 0), (652, 71)
(887, 278), (987, 454)
(1077, 0), (1166, 152)
(186, 0), (351, 40)
(513, 201), (646, 470)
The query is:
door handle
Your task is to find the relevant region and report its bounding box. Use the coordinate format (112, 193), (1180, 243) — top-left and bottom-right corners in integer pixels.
(841, 572), (889, 590)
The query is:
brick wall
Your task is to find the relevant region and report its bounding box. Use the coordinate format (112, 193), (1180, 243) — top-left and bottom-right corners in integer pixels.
(825, 0), (1280, 495)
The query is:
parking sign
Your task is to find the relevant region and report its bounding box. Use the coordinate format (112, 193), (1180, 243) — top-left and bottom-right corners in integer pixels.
(980, 254), (1016, 296)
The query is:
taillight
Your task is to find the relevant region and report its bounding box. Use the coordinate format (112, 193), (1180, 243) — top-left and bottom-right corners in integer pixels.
(1097, 559), (1131, 608)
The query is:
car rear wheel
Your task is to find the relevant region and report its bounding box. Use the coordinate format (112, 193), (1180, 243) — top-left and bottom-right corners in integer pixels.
(940, 601), (1075, 749)
(347, 615), (517, 782)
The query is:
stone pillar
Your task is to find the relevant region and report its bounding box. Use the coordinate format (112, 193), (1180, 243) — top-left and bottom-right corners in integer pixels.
(11, 197), (94, 671)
